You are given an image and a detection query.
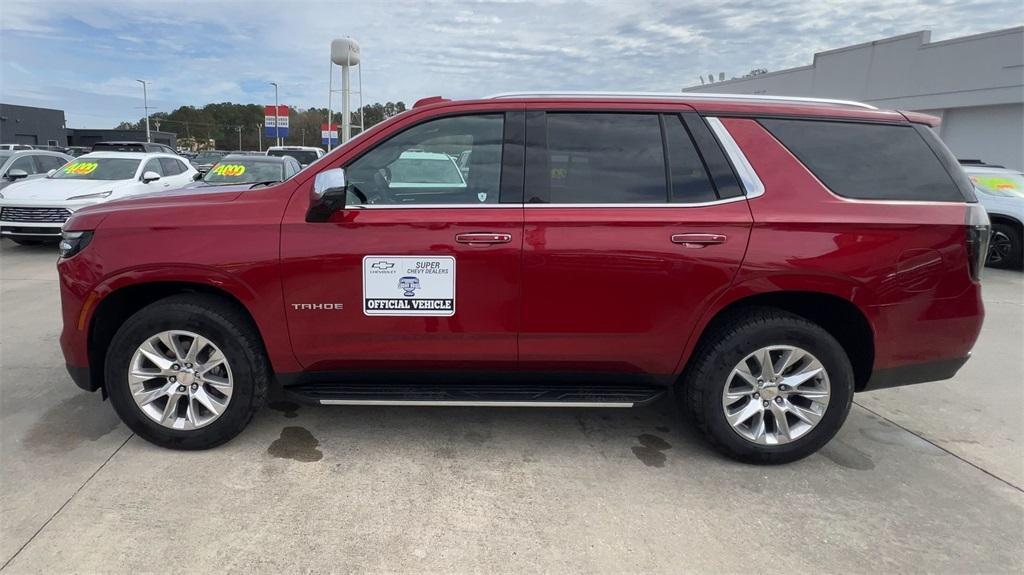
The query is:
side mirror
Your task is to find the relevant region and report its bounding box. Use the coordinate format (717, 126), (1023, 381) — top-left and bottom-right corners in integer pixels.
(306, 167), (347, 222)
(142, 171), (161, 183)
(6, 169), (28, 181)
(47, 169), (56, 177)
(192, 172), (203, 181)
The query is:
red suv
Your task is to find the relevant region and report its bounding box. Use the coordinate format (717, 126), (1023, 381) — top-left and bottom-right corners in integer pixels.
(56, 92), (988, 463)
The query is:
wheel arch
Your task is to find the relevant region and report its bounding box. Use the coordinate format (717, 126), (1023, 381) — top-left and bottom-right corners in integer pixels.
(87, 281), (268, 394)
(680, 290), (876, 391)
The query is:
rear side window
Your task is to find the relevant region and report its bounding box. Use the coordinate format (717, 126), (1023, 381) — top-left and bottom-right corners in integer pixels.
(664, 116), (717, 203)
(546, 113), (665, 203)
(760, 119), (964, 202)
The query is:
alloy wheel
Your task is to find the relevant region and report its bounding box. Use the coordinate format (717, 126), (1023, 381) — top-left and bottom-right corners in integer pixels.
(988, 230), (1012, 265)
(128, 330), (234, 430)
(722, 345), (831, 445)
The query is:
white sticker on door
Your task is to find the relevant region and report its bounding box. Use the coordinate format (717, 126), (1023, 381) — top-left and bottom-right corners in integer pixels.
(363, 256), (456, 316)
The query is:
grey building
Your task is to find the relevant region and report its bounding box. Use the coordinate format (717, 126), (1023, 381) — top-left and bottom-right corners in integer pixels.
(0, 104), (67, 146)
(66, 129), (177, 149)
(683, 27), (1024, 170)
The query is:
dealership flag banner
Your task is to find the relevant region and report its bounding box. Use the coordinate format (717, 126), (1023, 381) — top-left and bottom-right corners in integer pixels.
(264, 105), (290, 138)
(321, 123), (338, 146)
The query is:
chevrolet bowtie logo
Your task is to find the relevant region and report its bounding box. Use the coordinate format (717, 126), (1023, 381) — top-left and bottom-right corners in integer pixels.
(371, 261), (395, 270)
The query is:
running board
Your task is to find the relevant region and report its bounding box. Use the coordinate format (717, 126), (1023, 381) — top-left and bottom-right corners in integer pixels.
(284, 382), (666, 408)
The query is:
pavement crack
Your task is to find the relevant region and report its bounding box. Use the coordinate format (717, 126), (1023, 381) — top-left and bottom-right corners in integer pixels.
(0, 433), (135, 572)
(854, 402), (1023, 493)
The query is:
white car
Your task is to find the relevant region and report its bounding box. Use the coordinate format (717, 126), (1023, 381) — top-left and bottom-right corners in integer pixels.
(266, 145), (324, 167)
(961, 161), (1024, 269)
(0, 152), (197, 245)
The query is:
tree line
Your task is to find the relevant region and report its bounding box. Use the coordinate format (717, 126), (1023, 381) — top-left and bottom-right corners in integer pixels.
(116, 101), (407, 150)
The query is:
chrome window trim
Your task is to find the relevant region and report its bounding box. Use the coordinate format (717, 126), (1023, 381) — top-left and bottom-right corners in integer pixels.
(345, 196), (748, 210)
(705, 117), (765, 200)
(346, 203), (512, 209)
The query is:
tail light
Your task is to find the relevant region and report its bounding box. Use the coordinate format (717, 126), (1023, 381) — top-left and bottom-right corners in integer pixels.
(965, 203), (990, 281)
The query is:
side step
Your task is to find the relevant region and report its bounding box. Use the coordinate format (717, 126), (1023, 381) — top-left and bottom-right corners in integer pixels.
(284, 382), (666, 408)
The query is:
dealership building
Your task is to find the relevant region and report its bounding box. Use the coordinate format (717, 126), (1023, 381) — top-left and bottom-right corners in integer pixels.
(0, 103), (177, 149)
(683, 27), (1024, 170)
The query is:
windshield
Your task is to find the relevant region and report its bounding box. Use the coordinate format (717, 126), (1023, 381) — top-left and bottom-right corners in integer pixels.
(50, 158), (140, 180)
(968, 171), (1024, 199)
(202, 161), (285, 184)
(390, 157), (464, 185)
(267, 149), (319, 165)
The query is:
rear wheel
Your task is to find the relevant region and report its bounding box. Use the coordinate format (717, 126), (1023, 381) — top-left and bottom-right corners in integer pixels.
(105, 294), (269, 449)
(679, 308), (854, 464)
(987, 222), (1023, 269)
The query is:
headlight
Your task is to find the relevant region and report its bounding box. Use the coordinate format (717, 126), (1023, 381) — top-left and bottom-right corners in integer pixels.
(67, 190), (112, 201)
(58, 230), (93, 259)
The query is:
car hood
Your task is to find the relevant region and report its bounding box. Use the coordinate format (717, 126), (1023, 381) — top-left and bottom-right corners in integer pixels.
(977, 193), (1024, 221)
(0, 178), (119, 201)
(65, 185), (249, 231)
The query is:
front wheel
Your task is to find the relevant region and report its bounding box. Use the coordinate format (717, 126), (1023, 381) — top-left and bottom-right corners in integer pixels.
(105, 294), (269, 449)
(679, 309), (854, 464)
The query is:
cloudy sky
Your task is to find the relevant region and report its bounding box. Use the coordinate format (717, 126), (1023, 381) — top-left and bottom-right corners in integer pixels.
(2, 0), (1021, 128)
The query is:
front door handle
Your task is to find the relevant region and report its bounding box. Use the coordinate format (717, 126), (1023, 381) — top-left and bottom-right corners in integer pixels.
(456, 232), (512, 245)
(671, 233), (727, 247)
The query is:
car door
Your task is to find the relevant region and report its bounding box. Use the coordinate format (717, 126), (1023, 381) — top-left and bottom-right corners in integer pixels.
(280, 109), (526, 372)
(519, 107), (753, 379)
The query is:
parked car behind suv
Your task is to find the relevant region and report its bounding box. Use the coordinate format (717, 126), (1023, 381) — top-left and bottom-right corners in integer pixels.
(960, 160), (1023, 269)
(266, 145), (325, 167)
(1, 152), (196, 243)
(91, 141), (178, 154)
(0, 149), (73, 191)
(186, 154), (301, 189)
(56, 93), (986, 463)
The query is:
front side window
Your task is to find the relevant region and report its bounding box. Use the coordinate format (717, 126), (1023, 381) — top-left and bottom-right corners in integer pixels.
(9, 155), (39, 175)
(345, 114), (503, 205)
(36, 155), (68, 171)
(51, 158), (141, 180)
(545, 113), (666, 204)
(142, 159), (164, 176)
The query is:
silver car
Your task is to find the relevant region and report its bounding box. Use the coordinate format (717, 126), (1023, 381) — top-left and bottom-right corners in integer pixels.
(0, 150), (74, 191)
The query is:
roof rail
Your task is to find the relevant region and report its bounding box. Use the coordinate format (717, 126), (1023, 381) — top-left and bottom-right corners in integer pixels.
(485, 91), (878, 110)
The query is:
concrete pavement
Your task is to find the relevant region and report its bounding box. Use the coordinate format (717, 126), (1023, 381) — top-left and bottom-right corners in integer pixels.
(1, 239), (1022, 573)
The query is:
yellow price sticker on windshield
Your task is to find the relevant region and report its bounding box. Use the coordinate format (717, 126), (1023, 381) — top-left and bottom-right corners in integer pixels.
(971, 176), (1019, 191)
(211, 164), (246, 176)
(63, 162), (98, 175)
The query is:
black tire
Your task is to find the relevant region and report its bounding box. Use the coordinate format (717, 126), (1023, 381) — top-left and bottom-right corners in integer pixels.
(679, 308), (854, 464)
(105, 293), (269, 449)
(987, 222), (1023, 270)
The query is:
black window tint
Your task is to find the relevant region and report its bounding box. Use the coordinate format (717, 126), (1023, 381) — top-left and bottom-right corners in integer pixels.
(546, 113), (665, 203)
(664, 116), (717, 203)
(760, 119), (964, 202)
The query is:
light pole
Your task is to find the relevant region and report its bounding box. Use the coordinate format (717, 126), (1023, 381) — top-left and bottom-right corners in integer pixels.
(256, 124), (263, 152)
(269, 82), (280, 146)
(136, 79), (151, 142)
(236, 126), (242, 150)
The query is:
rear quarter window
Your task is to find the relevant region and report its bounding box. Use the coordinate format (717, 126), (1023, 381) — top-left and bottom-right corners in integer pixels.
(759, 119), (966, 202)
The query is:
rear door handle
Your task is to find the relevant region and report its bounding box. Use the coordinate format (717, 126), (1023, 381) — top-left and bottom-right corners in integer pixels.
(671, 233), (727, 247)
(456, 232), (512, 245)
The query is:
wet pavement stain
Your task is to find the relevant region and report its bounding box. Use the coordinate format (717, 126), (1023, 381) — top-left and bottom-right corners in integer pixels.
(819, 440), (875, 470)
(631, 433), (673, 468)
(268, 426), (323, 462)
(267, 400), (300, 418)
(23, 393), (121, 452)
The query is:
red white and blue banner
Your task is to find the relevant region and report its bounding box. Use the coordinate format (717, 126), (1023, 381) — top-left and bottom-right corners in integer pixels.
(321, 123), (338, 146)
(264, 105), (290, 138)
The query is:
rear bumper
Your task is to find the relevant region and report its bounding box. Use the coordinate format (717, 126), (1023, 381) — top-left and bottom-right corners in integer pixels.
(859, 355), (970, 392)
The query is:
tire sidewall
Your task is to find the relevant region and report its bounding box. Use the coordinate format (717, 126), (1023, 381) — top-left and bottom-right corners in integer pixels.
(699, 321), (854, 462)
(105, 305), (258, 449)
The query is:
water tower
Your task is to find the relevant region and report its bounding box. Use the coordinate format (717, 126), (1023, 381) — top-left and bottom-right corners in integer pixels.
(328, 38), (362, 148)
